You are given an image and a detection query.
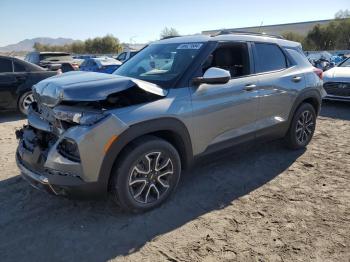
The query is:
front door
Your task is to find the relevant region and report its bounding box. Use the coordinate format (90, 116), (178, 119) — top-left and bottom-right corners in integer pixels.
(190, 42), (260, 154)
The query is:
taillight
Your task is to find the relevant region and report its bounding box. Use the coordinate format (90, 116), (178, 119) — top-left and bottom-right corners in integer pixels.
(313, 67), (323, 80)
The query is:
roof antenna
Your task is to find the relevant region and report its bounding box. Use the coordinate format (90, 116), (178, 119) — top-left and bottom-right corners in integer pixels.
(258, 21), (264, 33)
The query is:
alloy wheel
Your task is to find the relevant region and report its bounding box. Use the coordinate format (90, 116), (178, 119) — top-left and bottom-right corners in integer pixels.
(22, 93), (34, 112)
(128, 152), (174, 204)
(295, 110), (314, 144)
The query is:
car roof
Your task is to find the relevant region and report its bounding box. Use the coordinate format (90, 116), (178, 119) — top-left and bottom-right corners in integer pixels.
(0, 55), (46, 71)
(30, 51), (71, 55)
(153, 34), (301, 48)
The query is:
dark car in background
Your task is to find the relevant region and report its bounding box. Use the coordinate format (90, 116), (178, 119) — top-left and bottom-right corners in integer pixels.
(0, 55), (58, 114)
(25, 51), (79, 72)
(80, 57), (122, 74)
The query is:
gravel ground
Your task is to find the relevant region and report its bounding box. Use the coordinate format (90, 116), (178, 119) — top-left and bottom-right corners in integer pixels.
(0, 102), (349, 262)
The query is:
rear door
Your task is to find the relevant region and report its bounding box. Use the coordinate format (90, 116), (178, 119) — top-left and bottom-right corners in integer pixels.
(0, 58), (18, 109)
(252, 42), (305, 135)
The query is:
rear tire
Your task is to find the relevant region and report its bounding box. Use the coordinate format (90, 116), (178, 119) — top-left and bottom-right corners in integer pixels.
(18, 91), (34, 115)
(285, 103), (316, 149)
(110, 136), (181, 213)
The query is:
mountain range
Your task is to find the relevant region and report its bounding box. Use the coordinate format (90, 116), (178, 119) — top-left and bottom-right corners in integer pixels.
(0, 37), (77, 52)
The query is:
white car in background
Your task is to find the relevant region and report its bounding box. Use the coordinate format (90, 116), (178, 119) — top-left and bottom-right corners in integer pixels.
(323, 57), (350, 102)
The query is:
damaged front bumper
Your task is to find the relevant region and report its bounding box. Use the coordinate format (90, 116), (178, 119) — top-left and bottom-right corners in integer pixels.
(16, 126), (95, 197)
(15, 105), (129, 198)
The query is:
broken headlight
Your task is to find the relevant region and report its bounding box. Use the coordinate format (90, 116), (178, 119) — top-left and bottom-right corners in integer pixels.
(53, 107), (108, 126)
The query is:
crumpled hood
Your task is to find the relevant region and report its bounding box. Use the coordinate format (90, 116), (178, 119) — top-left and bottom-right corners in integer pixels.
(33, 71), (167, 107)
(323, 67), (350, 82)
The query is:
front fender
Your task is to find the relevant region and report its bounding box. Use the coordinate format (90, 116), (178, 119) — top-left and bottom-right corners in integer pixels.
(97, 117), (193, 192)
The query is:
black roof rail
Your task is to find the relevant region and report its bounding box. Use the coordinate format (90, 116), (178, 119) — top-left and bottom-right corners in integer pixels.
(212, 30), (284, 39)
(161, 35), (181, 40)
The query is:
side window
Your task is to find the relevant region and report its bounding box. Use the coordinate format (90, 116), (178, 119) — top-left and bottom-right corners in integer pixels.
(0, 58), (13, 73)
(14, 61), (26, 72)
(255, 43), (287, 73)
(203, 42), (251, 78)
(129, 52), (137, 58)
(117, 52), (127, 61)
(285, 48), (312, 67)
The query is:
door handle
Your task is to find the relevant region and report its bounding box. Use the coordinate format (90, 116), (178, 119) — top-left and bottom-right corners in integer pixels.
(243, 84), (256, 91)
(292, 76), (302, 83)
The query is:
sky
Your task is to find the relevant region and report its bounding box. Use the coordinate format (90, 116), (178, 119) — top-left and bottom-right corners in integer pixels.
(0, 0), (349, 46)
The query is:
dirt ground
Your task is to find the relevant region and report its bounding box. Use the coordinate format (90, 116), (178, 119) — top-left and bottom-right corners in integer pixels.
(0, 102), (349, 262)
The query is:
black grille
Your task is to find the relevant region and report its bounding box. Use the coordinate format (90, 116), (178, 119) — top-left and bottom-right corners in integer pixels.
(324, 82), (350, 97)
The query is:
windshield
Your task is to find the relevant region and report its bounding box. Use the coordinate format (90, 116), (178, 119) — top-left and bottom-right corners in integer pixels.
(113, 43), (205, 88)
(338, 58), (350, 67)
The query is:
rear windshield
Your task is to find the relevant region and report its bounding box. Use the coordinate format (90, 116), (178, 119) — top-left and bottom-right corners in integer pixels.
(96, 58), (121, 66)
(39, 53), (73, 61)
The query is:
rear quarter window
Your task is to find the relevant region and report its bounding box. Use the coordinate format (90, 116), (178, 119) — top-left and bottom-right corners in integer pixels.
(255, 43), (287, 73)
(14, 61), (26, 72)
(0, 58), (13, 73)
(285, 48), (312, 67)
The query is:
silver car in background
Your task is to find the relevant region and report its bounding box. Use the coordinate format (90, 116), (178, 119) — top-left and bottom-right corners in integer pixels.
(16, 33), (325, 212)
(323, 57), (350, 102)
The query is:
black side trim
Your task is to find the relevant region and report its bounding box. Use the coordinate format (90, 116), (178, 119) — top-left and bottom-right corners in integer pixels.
(97, 118), (193, 191)
(288, 89), (322, 123)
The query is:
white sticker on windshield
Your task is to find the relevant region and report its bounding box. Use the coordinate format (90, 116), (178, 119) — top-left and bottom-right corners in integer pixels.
(177, 43), (203, 50)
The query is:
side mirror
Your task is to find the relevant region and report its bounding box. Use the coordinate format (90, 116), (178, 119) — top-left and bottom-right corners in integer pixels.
(193, 67), (231, 85)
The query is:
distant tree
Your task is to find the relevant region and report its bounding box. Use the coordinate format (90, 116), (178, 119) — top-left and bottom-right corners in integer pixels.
(83, 35), (122, 54)
(34, 35), (123, 54)
(303, 18), (350, 50)
(91, 37), (102, 53)
(282, 32), (305, 43)
(33, 42), (45, 51)
(71, 41), (85, 54)
(160, 27), (180, 39)
(335, 9), (350, 19)
(334, 18), (350, 49)
(84, 38), (94, 53)
(99, 35), (122, 54)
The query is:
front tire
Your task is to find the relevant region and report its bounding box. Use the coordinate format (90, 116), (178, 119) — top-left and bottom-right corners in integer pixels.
(285, 103), (316, 149)
(18, 91), (34, 115)
(111, 136), (181, 213)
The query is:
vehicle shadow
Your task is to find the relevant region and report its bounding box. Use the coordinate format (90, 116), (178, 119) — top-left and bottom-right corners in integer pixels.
(320, 101), (350, 121)
(0, 141), (304, 262)
(0, 111), (25, 123)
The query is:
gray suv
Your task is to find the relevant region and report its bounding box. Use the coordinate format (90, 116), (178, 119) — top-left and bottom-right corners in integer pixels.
(16, 33), (326, 212)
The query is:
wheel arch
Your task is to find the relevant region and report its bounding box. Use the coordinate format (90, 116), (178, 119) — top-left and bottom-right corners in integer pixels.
(288, 89), (322, 124)
(97, 117), (194, 193)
